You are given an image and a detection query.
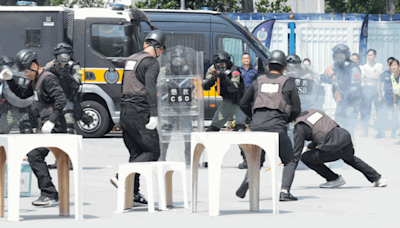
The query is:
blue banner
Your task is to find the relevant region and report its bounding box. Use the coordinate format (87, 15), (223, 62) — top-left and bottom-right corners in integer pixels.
(252, 19), (275, 49)
(359, 14), (369, 66)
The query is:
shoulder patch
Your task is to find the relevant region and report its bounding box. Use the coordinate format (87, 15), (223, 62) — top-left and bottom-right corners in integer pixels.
(354, 73), (361, 79)
(233, 70), (240, 76)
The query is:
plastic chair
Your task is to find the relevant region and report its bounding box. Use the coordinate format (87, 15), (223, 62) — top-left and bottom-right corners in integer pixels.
(116, 162), (159, 213)
(156, 162), (188, 210)
(191, 132), (280, 216)
(0, 134), (83, 222)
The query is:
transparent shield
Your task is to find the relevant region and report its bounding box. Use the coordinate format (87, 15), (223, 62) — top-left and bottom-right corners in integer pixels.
(157, 45), (204, 164)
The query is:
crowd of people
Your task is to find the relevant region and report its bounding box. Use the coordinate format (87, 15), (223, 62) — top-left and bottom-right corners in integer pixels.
(0, 30), (392, 209)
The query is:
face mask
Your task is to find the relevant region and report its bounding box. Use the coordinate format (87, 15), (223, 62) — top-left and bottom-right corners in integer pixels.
(334, 56), (345, 67)
(57, 53), (71, 64)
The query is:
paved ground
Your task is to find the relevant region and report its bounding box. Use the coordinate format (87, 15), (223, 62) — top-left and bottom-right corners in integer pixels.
(1, 127), (399, 227)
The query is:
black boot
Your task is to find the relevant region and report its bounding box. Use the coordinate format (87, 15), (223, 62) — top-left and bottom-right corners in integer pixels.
(236, 179), (249, 198)
(19, 120), (33, 134)
(233, 124), (246, 132)
(206, 125), (220, 132)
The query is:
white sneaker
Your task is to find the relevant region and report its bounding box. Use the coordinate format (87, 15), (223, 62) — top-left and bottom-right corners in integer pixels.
(374, 177), (387, 187)
(110, 175), (118, 188)
(319, 175), (346, 188)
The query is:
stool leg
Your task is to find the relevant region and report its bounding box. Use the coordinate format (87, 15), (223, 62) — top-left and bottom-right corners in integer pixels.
(146, 170), (155, 213)
(124, 173), (135, 210)
(0, 148), (6, 218)
(270, 138), (280, 215)
(248, 145), (261, 212)
(191, 143), (204, 213)
(180, 164), (189, 209)
(165, 171), (173, 207)
(156, 165), (167, 211)
(70, 142), (83, 220)
(54, 150), (70, 217)
(7, 160), (22, 222)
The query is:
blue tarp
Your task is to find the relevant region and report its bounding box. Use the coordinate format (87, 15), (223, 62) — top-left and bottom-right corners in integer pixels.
(227, 13), (400, 21)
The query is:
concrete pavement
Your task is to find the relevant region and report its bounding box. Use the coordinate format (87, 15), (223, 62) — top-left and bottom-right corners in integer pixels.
(1, 128), (399, 227)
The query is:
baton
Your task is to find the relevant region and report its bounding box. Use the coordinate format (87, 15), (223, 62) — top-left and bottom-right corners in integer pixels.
(264, 163), (283, 172)
(217, 77), (220, 95)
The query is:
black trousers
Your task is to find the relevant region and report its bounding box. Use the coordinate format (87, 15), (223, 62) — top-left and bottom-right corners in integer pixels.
(244, 129), (297, 191)
(120, 106), (160, 195)
(27, 117), (67, 200)
(28, 147), (58, 199)
(301, 142), (381, 182)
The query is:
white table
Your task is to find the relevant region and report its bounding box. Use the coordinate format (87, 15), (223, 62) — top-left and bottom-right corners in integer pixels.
(0, 134), (83, 222)
(190, 132), (280, 216)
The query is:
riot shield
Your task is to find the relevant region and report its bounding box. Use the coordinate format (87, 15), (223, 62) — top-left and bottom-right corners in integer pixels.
(157, 45), (204, 164)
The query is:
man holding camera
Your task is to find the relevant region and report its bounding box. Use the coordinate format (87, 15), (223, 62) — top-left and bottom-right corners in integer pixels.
(203, 51), (245, 131)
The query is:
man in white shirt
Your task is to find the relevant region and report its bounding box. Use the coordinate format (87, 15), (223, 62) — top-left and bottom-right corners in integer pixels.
(359, 49), (383, 137)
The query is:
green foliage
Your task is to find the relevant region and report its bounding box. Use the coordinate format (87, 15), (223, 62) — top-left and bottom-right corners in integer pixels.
(325, 0), (395, 14)
(135, 0), (242, 12)
(255, 0), (291, 13)
(44, 0), (104, 8)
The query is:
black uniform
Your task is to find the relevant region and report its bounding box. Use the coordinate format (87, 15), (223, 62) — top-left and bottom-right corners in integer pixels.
(8, 70), (67, 200)
(296, 109), (381, 183)
(240, 72), (301, 191)
(120, 51), (161, 195)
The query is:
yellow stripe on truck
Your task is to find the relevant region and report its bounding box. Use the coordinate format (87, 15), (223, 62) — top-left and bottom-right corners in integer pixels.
(82, 68), (221, 97)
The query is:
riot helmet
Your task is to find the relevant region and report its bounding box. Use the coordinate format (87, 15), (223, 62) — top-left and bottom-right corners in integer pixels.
(145, 30), (166, 49)
(268, 50), (287, 67)
(332, 44), (350, 67)
(212, 51), (232, 70)
(286, 54), (302, 71)
(15, 49), (37, 72)
(53, 43), (72, 64)
(170, 47), (189, 75)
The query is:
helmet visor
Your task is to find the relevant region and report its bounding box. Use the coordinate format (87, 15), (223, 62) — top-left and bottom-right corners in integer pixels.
(57, 53), (71, 64)
(172, 57), (184, 67)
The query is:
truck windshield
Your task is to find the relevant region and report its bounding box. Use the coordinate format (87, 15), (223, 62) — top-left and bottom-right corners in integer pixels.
(222, 16), (270, 58)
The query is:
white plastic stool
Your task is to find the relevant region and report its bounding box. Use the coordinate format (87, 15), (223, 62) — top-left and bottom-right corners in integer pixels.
(156, 162), (188, 210)
(191, 132), (280, 216)
(116, 162), (159, 213)
(0, 134), (83, 222)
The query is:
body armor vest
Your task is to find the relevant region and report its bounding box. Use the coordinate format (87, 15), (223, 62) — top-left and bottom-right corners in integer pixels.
(123, 52), (153, 95)
(34, 71), (54, 118)
(295, 109), (338, 143)
(253, 75), (291, 115)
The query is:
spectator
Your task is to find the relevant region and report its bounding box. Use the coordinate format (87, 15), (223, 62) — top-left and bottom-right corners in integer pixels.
(359, 49), (383, 137)
(237, 53), (259, 169)
(351, 53), (360, 66)
(376, 59), (399, 139)
(240, 53), (258, 91)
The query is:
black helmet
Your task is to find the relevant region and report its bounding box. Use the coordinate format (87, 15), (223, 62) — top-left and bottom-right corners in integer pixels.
(15, 49), (37, 71)
(53, 42), (72, 57)
(170, 47), (189, 75)
(212, 51), (232, 68)
(332, 44), (350, 60)
(286, 54), (301, 64)
(145, 30), (166, 49)
(268, 50), (287, 66)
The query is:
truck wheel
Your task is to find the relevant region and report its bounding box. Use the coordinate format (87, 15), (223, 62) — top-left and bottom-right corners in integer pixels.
(75, 101), (110, 138)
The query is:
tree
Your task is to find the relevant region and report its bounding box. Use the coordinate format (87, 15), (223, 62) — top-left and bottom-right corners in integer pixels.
(255, 0), (291, 13)
(325, 0), (398, 14)
(135, 0), (242, 12)
(45, 0), (104, 7)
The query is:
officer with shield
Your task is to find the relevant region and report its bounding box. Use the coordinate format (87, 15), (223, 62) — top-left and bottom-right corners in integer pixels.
(157, 45), (198, 165)
(0, 56), (34, 134)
